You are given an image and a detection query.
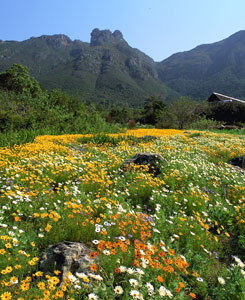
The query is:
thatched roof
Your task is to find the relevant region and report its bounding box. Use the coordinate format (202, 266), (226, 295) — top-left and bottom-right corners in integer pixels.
(208, 92), (245, 104)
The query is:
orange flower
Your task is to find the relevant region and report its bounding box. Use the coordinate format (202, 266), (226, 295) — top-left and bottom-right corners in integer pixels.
(14, 216), (20, 222)
(88, 251), (99, 259)
(114, 268), (120, 274)
(110, 249), (117, 255)
(105, 241), (112, 249)
(179, 282), (185, 288)
(157, 275), (164, 283)
(168, 249), (175, 256)
(158, 251), (166, 257)
(190, 293), (197, 298)
(97, 241), (105, 251)
(90, 264), (97, 272)
(176, 288), (181, 293)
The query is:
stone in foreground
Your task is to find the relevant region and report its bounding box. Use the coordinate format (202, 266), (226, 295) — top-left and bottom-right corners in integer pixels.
(39, 241), (97, 283)
(230, 155), (245, 169)
(122, 152), (164, 176)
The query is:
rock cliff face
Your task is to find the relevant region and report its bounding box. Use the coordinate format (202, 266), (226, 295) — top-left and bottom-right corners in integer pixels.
(90, 29), (125, 46)
(36, 34), (72, 47)
(0, 28), (177, 106)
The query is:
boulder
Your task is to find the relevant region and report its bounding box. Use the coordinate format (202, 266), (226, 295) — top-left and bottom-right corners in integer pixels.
(121, 152), (164, 175)
(39, 241), (97, 283)
(218, 125), (241, 130)
(90, 28), (125, 46)
(230, 155), (245, 169)
(139, 135), (158, 141)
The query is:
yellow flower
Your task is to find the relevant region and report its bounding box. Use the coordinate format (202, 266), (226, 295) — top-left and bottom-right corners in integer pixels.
(43, 290), (50, 296)
(45, 224), (52, 232)
(34, 271), (43, 277)
(0, 292), (12, 300)
(37, 282), (45, 290)
(49, 276), (60, 285)
(20, 282), (29, 291)
(14, 265), (22, 269)
(28, 260), (35, 266)
(5, 266), (13, 273)
(25, 276), (32, 282)
(55, 290), (64, 298)
(10, 276), (18, 284)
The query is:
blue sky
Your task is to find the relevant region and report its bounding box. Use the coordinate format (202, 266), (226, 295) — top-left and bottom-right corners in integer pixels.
(1, 0), (245, 61)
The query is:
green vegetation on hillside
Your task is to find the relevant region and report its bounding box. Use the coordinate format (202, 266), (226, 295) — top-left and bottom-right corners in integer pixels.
(158, 30), (245, 100)
(0, 64), (120, 146)
(0, 63), (244, 148)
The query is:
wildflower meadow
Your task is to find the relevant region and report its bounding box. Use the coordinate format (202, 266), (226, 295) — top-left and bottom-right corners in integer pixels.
(0, 129), (244, 300)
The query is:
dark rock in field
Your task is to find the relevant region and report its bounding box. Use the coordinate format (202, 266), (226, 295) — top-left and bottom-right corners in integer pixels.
(230, 155), (245, 169)
(121, 152), (164, 176)
(39, 241), (97, 284)
(68, 144), (86, 152)
(218, 125), (242, 130)
(140, 135), (158, 141)
(132, 135), (158, 145)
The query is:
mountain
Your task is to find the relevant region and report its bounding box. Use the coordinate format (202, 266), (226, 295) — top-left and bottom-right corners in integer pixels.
(2, 29), (245, 104)
(157, 31), (245, 100)
(0, 29), (177, 106)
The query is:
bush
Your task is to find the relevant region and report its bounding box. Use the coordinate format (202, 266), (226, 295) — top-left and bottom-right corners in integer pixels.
(128, 119), (136, 129)
(188, 116), (223, 130)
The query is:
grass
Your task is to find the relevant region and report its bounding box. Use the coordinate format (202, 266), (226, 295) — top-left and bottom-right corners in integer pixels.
(0, 129), (244, 299)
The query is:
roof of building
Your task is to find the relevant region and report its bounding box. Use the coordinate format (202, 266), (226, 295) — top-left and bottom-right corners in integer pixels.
(208, 92), (245, 104)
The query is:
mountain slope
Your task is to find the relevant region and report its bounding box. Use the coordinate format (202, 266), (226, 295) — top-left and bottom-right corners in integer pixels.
(0, 29), (178, 106)
(157, 31), (245, 100)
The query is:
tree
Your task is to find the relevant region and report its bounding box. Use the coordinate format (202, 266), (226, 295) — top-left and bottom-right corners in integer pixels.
(168, 97), (197, 129)
(0, 64), (42, 97)
(143, 96), (166, 125)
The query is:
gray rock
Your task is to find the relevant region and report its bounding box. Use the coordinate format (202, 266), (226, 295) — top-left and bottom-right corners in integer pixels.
(122, 152), (164, 176)
(39, 241), (97, 283)
(218, 125), (242, 130)
(139, 135), (158, 141)
(230, 155), (245, 169)
(38, 34), (72, 47)
(90, 28), (125, 46)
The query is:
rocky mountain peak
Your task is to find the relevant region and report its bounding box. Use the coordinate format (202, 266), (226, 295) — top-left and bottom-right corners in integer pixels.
(90, 28), (125, 46)
(36, 34), (72, 47)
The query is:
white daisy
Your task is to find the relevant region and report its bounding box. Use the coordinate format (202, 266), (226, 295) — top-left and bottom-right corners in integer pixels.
(158, 286), (167, 297)
(218, 277), (226, 285)
(114, 285), (123, 294)
(130, 290), (140, 299)
(129, 278), (138, 287)
(88, 293), (99, 300)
